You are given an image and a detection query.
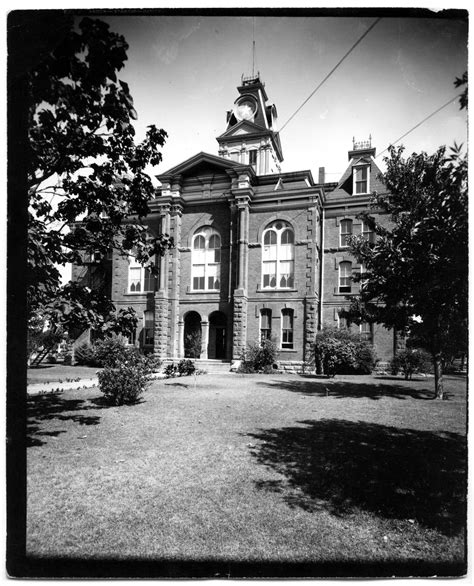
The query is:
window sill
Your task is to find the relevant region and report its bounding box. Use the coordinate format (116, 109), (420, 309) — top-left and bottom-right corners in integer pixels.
(124, 291), (155, 296)
(256, 288), (298, 293)
(186, 290), (221, 295)
(280, 348), (297, 353)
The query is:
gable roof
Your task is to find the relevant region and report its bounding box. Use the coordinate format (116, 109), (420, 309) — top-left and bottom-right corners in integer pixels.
(216, 119), (269, 141)
(156, 151), (243, 181)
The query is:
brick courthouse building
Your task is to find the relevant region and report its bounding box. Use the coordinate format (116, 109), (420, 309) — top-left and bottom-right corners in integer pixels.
(77, 74), (395, 368)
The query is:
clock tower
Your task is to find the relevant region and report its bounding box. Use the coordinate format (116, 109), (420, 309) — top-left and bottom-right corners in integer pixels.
(216, 73), (283, 175)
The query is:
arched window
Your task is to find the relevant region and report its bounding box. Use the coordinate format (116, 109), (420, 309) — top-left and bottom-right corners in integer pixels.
(340, 219), (353, 247)
(128, 257), (157, 293)
(262, 221), (295, 289)
(260, 309), (272, 342)
(192, 226), (221, 291)
(281, 309), (294, 349)
(339, 261), (352, 293)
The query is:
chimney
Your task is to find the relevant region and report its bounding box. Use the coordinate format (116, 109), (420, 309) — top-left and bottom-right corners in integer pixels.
(318, 167), (325, 184)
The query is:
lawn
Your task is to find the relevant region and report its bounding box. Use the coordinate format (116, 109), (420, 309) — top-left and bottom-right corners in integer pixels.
(26, 372), (467, 577)
(27, 363), (100, 385)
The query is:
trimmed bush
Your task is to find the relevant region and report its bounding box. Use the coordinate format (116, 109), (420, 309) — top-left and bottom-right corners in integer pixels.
(390, 348), (431, 380)
(313, 327), (377, 376)
(177, 359), (196, 376)
(97, 364), (150, 405)
(239, 338), (279, 373)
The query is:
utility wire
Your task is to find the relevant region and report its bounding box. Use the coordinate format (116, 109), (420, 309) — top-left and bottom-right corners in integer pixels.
(279, 17), (382, 133)
(376, 94), (461, 158)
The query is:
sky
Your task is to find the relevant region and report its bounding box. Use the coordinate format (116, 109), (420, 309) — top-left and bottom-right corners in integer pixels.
(96, 11), (468, 183)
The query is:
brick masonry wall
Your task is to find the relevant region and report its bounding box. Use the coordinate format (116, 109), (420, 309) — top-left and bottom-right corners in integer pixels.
(322, 211), (395, 362)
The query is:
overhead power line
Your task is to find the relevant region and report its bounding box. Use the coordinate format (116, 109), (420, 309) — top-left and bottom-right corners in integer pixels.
(376, 94), (462, 158)
(279, 17), (382, 133)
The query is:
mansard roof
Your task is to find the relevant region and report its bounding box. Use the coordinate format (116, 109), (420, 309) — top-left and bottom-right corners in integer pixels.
(327, 153), (386, 200)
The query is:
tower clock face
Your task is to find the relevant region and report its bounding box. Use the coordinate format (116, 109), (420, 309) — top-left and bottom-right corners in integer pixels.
(234, 98), (257, 121)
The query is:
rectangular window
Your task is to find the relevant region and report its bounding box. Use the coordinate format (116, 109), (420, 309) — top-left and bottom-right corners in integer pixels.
(362, 220), (375, 243)
(340, 219), (353, 247)
(129, 260), (157, 293)
(263, 261), (277, 288)
(193, 265), (205, 290)
(281, 309), (294, 349)
(354, 166), (368, 194)
(339, 262), (352, 293)
(260, 309), (272, 342)
(249, 150), (257, 167)
(143, 311), (154, 346)
(129, 267), (142, 292)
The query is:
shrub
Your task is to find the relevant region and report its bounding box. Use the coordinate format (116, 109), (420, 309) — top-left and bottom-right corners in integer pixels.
(98, 363), (150, 405)
(74, 343), (99, 366)
(177, 359), (196, 376)
(313, 326), (377, 376)
(164, 363), (178, 378)
(93, 335), (129, 367)
(390, 348), (431, 380)
(240, 338), (279, 373)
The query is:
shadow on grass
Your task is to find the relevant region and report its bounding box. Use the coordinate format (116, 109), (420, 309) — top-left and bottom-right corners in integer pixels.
(258, 378), (436, 400)
(248, 418), (466, 536)
(27, 393), (103, 446)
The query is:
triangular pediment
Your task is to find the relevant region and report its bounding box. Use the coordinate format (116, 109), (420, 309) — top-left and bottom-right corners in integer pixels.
(157, 151), (242, 181)
(217, 119), (269, 140)
(352, 156), (371, 166)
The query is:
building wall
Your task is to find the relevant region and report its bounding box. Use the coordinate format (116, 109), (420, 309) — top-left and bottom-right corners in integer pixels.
(322, 204), (394, 363)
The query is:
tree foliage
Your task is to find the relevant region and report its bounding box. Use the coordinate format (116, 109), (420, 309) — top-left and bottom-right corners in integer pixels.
(26, 15), (172, 335)
(345, 143), (468, 398)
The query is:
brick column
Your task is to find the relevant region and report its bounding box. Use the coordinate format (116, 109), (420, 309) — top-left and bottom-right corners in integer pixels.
(153, 291), (169, 360)
(232, 196), (250, 360)
(232, 293), (248, 360)
(168, 203), (183, 358)
(201, 320), (209, 359)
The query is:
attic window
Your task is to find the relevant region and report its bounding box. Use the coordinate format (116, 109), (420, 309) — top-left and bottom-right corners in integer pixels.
(353, 165), (369, 194)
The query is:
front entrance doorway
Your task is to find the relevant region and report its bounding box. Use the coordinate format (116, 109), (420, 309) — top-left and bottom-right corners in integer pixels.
(184, 311), (202, 358)
(208, 311), (227, 359)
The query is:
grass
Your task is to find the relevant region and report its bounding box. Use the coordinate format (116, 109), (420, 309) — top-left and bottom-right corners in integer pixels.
(27, 364), (100, 385)
(26, 372), (467, 576)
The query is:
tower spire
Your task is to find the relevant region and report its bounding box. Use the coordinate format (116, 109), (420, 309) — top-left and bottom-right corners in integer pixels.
(252, 17), (256, 77)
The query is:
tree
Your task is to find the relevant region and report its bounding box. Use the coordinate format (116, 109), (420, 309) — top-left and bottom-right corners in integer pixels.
(345, 143), (467, 399)
(25, 15), (172, 337)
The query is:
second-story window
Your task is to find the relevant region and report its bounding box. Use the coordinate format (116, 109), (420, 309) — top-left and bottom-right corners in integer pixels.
(339, 261), (352, 294)
(262, 221), (295, 289)
(192, 227), (221, 291)
(128, 257), (157, 293)
(340, 219), (353, 247)
(362, 219), (375, 243)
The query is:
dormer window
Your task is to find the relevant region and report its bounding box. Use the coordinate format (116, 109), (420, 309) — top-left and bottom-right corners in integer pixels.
(353, 165), (369, 194)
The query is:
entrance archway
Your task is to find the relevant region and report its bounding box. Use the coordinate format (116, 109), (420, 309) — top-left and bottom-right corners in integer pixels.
(208, 311), (227, 359)
(184, 311), (202, 358)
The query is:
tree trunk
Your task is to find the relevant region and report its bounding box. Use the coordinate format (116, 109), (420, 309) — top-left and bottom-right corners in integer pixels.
(433, 353), (444, 399)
